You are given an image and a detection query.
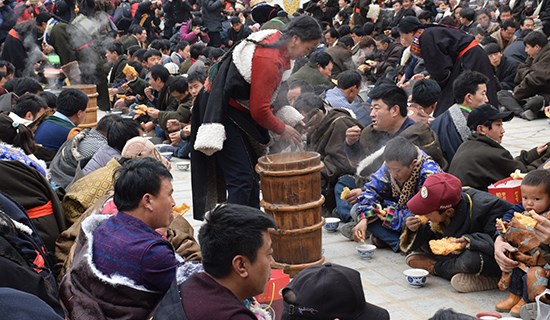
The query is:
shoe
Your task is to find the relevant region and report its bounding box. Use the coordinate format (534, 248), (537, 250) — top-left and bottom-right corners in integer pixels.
(496, 293), (522, 312)
(511, 299), (528, 317)
(340, 221), (357, 240)
(405, 252), (436, 274)
(520, 109), (538, 121)
(520, 302), (537, 320)
(450, 273), (498, 293)
(370, 235), (389, 248)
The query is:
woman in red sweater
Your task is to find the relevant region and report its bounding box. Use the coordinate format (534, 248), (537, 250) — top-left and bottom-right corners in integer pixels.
(192, 15), (322, 218)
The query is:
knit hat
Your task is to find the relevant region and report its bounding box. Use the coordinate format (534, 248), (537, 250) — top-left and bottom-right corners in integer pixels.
(398, 16), (423, 34)
(407, 173), (462, 215)
(282, 263), (390, 320)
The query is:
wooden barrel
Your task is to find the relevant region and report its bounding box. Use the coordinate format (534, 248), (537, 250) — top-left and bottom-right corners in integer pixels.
(256, 152), (325, 277)
(66, 84), (98, 129)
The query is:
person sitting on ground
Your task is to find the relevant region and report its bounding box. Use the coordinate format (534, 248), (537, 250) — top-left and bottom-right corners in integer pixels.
(408, 78), (441, 125)
(9, 94), (47, 126)
(325, 35), (355, 78)
(493, 170), (550, 317)
(449, 104), (549, 191)
(105, 41), (128, 87)
(402, 173), (512, 293)
(491, 20), (518, 51)
(484, 43), (520, 91)
(81, 117), (142, 176)
(324, 70), (371, 126)
(287, 51), (335, 88)
(343, 83), (445, 177)
(476, 9), (499, 35)
(50, 114), (120, 190)
(294, 93), (362, 220)
(347, 136), (442, 251)
(281, 263), (390, 320)
(60, 157), (179, 319)
(34, 89), (88, 152)
(498, 31), (550, 121)
(147, 76), (191, 133)
(179, 204), (276, 319)
(365, 34), (404, 80)
(430, 70), (489, 164)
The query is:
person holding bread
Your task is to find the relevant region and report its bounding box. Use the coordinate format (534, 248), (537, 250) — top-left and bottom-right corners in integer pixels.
(402, 173), (512, 293)
(494, 169), (550, 317)
(349, 136), (442, 251)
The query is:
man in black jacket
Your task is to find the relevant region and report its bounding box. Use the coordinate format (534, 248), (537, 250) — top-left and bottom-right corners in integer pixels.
(484, 43), (519, 91)
(402, 173), (513, 293)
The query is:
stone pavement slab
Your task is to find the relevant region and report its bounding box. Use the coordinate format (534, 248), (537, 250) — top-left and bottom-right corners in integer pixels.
(168, 116), (550, 319)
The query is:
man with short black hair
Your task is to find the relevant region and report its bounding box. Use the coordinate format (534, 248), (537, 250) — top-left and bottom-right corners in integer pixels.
(459, 7), (478, 33)
(35, 88), (89, 152)
(105, 42), (128, 86)
(225, 16), (251, 47)
(491, 20), (518, 51)
(430, 71), (489, 164)
(409, 78), (441, 125)
(325, 70), (371, 126)
(60, 157), (179, 319)
(287, 51), (334, 87)
(10, 94), (47, 126)
(484, 43), (519, 91)
(180, 204), (276, 319)
(325, 35), (355, 77)
(122, 25), (147, 50)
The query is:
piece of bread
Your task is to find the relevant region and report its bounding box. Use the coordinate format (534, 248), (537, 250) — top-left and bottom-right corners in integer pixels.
(417, 215), (429, 225)
(496, 218), (507, 233)
(510, 169), (526, 180)
(514, 212), (537, 228)
(340, 187), (351, 200)
(429, 237), (463, 255)
(134, 104), (149, 115)
(376, 203), (387, 217)
(173, 203), (190, 215)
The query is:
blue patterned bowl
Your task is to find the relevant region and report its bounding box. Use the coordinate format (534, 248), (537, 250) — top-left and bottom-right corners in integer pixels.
(324, 217), (341, 232)
(403, 268), (429, 287)
(355, 244), (376, 259)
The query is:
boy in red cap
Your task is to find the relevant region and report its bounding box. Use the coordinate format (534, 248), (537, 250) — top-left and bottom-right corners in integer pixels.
(401, 173), (512, 293)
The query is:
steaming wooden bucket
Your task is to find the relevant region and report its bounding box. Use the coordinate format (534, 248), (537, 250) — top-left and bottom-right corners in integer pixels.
(256, 152), (325, 277)
(66, 84), (98, 129)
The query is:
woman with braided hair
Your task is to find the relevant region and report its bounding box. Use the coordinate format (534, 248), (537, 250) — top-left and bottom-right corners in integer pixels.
(191, 15), (322, 219)
(350, 136), (442, 252)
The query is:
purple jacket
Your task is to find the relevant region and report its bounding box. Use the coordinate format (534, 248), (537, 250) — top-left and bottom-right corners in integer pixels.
(179, 21), (210, 44)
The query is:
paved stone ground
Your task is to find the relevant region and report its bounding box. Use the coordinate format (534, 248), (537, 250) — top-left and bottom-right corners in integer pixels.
(166, 116), (550, 319)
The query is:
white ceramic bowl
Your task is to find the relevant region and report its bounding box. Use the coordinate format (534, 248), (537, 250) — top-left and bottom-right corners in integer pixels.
(403, 268), (429, 287)
(355, 244), (376, 259)
(324, 217), (341, 232)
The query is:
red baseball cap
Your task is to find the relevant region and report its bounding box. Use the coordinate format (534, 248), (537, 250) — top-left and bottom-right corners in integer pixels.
(407, 173), (463, 215)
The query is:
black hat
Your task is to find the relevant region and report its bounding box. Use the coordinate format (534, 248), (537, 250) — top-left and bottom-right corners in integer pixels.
(282, 263), (390, 320)
(467, 104), (514, 130)
(398, 16), (422, 34)
(483, 43), (501, 55)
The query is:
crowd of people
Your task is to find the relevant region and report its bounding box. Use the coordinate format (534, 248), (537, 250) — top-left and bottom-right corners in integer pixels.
(0, 0), (550, 318)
